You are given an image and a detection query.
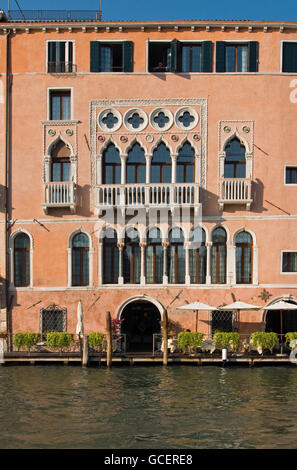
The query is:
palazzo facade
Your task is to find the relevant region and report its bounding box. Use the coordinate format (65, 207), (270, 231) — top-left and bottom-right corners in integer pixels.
(1, 12), (297, 349)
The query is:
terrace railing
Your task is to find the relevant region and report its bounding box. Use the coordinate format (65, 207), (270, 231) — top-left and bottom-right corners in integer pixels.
(43, 182), (77, 214)
(218, 178), (252, 210)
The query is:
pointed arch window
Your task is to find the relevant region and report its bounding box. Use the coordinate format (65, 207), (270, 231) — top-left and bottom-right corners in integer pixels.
(211, 227), (227, 284)
(224, 138), (246, 178)
(126, 143), (146, 184)
(72, 233), (89, 286)
(177, 142), (194, 183)
(235, 231), (253, 284)
(51, 140), (71, 182)
(14, 233), (30, 287)
(123, 229), (141, 284)
(151, 143), (171, 183)
(189, 227), (206, 284)
(102, 143), (121, 184)
(103, 229), (119, 284)
(145, 228), (163, 284)
(167, 228), (185, 284)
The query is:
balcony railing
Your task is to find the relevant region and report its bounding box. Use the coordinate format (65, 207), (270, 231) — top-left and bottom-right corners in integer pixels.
(96, 183), (199, 211)
(43, 182), (77, 214)
(47, 62), (77, 73)
(218, 178), (252, 210)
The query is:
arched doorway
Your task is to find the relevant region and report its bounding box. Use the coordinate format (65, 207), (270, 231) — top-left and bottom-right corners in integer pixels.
(120, 301), (161, 352)
(265, 298), (297, 340)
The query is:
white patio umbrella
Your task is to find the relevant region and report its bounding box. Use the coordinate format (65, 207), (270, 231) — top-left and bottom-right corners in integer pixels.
(219, 301), (261, 331)
(264, 300), (297, 351)
(177, 301), (218, 332)
(76, 300), (84, 339)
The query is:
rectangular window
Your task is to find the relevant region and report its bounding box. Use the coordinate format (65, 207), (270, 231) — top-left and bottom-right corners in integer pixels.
(40, 307), (67, 340)
(148, 40), (213, 73)
(211, 311), (234, 335)
(282, 42), (297, 73)
(90, 41), (133, 72)
(47, 41), (75, 73)
(216, 42), (258, 72)
(285, 166), (297, 184)
(49, 90), (71, 120)
(282, 252), (297, 272)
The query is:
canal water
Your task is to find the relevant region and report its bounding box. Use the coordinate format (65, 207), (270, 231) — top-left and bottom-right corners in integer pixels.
(0, 365), (296, 449)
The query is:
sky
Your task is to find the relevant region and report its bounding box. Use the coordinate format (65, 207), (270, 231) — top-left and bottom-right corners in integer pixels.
(5, 0), (297, 22)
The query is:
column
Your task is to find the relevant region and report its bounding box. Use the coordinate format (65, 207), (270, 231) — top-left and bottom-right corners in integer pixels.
(98, 241), (103, 285)
(185, 241), (190, 285)
(171, 154), (177, 184)
(228, 244), (236, 285)
(206, 241), (212, 285)
(162, 241), (169, 284)
(118, 242), (124, 285)
(140, 241), (147, 285)
(96, 156), (102, 185)
(145, 154), (152, 183)
(121, 155), (127, 184)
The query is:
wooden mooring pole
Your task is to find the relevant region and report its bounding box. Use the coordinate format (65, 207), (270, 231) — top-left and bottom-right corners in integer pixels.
(162, 309), (168, 366)
(82, 335), (89, 367)
(106, 311), (112, 368)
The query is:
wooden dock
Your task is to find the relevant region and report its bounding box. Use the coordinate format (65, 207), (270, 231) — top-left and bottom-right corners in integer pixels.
(0, 351), (296, 366)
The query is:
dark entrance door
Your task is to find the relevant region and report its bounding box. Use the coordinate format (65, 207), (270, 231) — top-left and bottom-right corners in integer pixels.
(265, 302), (297, 342)
(121, 301), (161, 352)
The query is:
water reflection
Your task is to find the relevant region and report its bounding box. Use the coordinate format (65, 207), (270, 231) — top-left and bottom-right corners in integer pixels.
(0, 366), (296, 448)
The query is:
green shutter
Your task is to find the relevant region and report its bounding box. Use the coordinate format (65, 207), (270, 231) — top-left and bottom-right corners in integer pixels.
(216, 41), (226, 72)
(90, 41), (100, 72)
(123, 41), (133, 72)
(282, 42), (297, 73)
(170, 39), (179, 73)
(202, 41), (213, 72)
(248, 42), (259, 72)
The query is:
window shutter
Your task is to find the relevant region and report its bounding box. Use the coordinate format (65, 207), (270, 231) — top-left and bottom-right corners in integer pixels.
(216, 41), (226, 72)
(123, 41), (133, 72)
(248, 42), (259, 72)
(48, 41), (56, 63)
(282, 42), (297, 73)
(170, 39), (179, 73)
(202, 41), (213, 72)
(90, 41), (101, 72)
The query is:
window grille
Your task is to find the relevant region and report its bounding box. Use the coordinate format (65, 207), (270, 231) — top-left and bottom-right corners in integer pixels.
(39, 305), (67, 340)
(211, 310), (234, 336)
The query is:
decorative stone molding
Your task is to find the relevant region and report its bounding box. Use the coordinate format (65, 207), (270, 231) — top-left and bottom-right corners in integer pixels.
(98, 108), (122, 132)
(175, 107), (199, 130)
(150, 108), (174, 131)
(123, 108), (148, 132)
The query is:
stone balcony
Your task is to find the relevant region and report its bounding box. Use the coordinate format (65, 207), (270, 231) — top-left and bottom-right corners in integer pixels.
(42, 182), (77, 214)
(96, 183), (200, 212)
(218, 178), (252, 210)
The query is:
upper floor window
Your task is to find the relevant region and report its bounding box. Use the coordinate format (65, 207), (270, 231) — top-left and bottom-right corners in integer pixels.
(216, 42), (258, 72)
(14, 233), (30, 287)
(51, 141), (71, 182)
(282, 42), (297, 73)
(126, 143), (146, 184)
(49, 90), (71, 120)
(224, 138), (246, 178)
(90, 41), (133, 72)
(176, 142), (194, 183)
(148, 40), (212, 73)
(145, 228), (163, 284)
(211, 227), (227, 284)
(123, 229), (141, 284)
(167, 228), (185, 284)
(102, 229), (119, 284)
(282, 252), (297, 273)
(285, 166), (297, 184)
(151, 143), (171, 183)
(72, 233), (89, 286)
(235, 231), (253, 284)
(189, 227), (206, 284)
(103, 144), (121, 184)
(47, 41), (75, 73)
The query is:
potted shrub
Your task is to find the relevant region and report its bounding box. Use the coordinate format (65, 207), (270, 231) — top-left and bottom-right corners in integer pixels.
(285, 332), (297, 350)
(13, 333), (41, 353)
(177, 331), (204, 354)
(46, 332), (73, 352)
(213, 332), (241, 353)
(88, 332), (104, 352)
(250, 332), (278, 355)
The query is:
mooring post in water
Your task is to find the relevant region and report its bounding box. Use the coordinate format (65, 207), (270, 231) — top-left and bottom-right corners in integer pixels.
(162, 309), (168, 366)
(106, 311), (112, 368)
(222, 347), (227, 367)
(82, 335), (89, 367)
